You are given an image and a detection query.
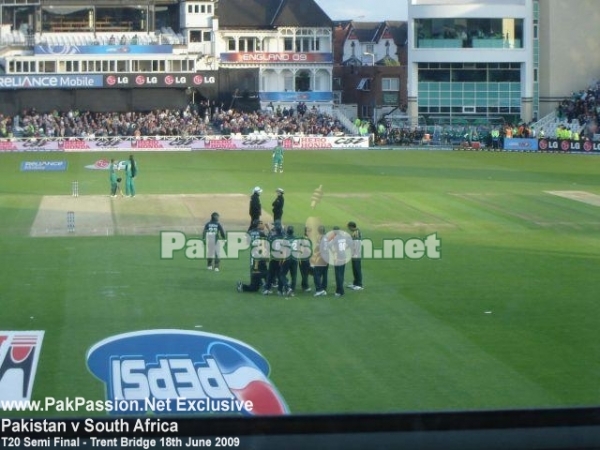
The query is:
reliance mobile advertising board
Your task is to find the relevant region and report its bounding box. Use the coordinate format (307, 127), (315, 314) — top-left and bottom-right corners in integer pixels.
(0, 73), (216, 90)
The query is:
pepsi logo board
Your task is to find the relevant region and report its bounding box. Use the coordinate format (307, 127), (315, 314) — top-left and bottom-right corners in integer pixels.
(85, 159), (110, 170)
(0, 331), (45, 401)
(86, 330), (289, 416)
(85, 159), (128, 170)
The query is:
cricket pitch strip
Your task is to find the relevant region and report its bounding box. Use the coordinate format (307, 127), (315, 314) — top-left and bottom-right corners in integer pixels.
(30, 194), (271, 237)
(545, 190), (600, 207)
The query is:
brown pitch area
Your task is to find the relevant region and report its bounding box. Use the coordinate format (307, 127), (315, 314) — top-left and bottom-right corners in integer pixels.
(30, 194), (273, 237)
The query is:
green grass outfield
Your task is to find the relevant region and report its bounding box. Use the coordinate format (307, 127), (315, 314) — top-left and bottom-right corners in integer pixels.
(1, 149), (600, 416)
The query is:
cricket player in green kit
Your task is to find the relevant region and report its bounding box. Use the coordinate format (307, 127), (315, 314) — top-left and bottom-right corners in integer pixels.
(109, 158), (118, 197)
(272, 144), (284, 173)
(125, 154), (137, 197)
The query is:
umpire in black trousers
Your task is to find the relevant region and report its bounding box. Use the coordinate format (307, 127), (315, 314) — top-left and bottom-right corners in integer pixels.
(347, 221), (364, 290)
(249, 186), (262, 229)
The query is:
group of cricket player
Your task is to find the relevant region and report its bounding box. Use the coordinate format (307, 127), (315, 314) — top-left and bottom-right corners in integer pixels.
(190, 144), (365, 297)
(234, 216), (364, 298)
(233, 146), (364, 297)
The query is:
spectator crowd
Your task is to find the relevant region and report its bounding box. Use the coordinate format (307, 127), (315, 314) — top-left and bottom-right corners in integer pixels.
(212, 102), (346, 136)
(0, 101), (348, 139)
(556, 81), (600, 140)
(0, 107), (211, 139)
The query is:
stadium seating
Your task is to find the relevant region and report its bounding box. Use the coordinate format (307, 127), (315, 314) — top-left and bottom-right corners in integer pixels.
(0, 106), (351, 139)
(529, 80), (600, 139)
(31, 32), (159, 47)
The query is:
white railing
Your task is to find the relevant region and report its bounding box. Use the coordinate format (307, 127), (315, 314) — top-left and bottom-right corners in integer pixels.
(530, 110), (586, 138)
(332, 107), (358, 135)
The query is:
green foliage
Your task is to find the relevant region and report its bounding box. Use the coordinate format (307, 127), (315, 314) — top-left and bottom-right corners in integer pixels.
(381, 56), (400, 66)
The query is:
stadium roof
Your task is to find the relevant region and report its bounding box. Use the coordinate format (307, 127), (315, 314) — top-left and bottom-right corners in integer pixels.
(217, 0), (332, 29)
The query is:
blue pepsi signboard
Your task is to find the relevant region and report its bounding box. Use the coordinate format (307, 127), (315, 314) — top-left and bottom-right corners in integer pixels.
(86, 329), (289, 416)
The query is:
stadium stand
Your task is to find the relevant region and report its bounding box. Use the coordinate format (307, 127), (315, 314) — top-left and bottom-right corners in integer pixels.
(0, 105), (349, 139)
(529, 82), (600, 139)
(1, 108), (214, 139)
(212, 106), (347, 136)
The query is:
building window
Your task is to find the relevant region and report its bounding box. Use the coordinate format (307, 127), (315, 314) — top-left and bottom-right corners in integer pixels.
(357, 78), (371, 91)
(415, 18), (524, 49)
(190, 31), (200, 42)
(313, 76), (325, 92)
(39, 61), (56, 73)
(295, 37), (312, 52)
(382, 78), (400, 91)
(284, 38), (293, 51)
(66, 61), (81, 72)
(227, 38), (236, 51)
(361, 104), (373, 118)
(190, 30), (211, 43)
(238, 38), (257, 52)
(295, 70), (311, 92)
(152, 60), (165, 71)
(283, 72), (293, 91)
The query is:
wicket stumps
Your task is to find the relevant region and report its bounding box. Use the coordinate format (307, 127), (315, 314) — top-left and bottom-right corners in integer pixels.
(67, 211), (75, 233)
(72, 180), (79, 197)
